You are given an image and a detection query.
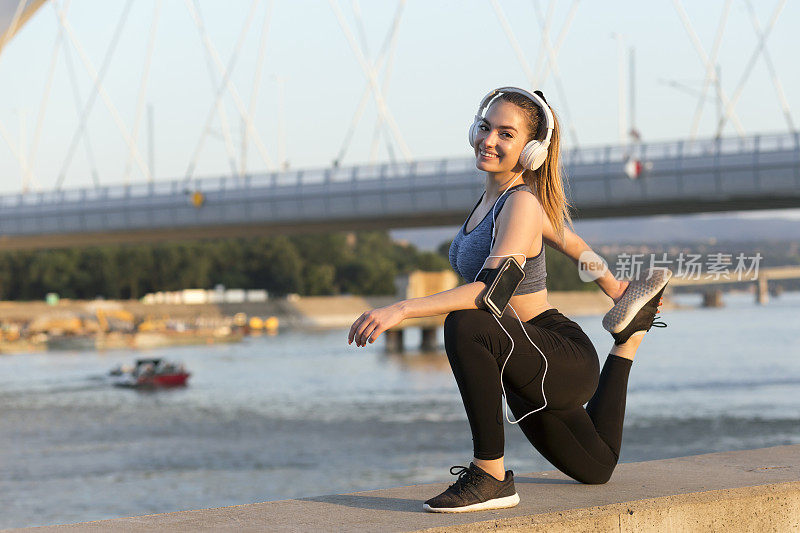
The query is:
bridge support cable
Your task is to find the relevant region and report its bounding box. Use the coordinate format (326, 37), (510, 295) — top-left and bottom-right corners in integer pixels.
(351, 0), (371, 58)
(0, 0), (27, 54)
(742, 0), (794, 133)
(0, 112), (30, 187)
(23, 0), (69, 192)
(334, 0), (405, 166)
(534, 0), (579, 89)
(330, 0), (410, 163)
(335, 81), (372, 166)
(329, 0), (412, 163)
(55, 0), (153, 190)
(183, 0), (274, 180)
(672, 0), (745, 139)
(273, 74), (286, 170)
(532, 0), (556, 87)
(352, 0), (407, 164)
(531, 0), (581, 148)
(361, 0), (405, 163)
(242, 0), (274, 177)
(490, 0), (581, 148)
(0, 1), (31, 185)
(489, 0), (535, 90)
(56, 2), (100, 192)
(189, 0), (255, 180)
(687, 0), (731, 141)
(201, 38), (239, 180)
(124, 0), (162, 185)
(714, 0), (786, 138)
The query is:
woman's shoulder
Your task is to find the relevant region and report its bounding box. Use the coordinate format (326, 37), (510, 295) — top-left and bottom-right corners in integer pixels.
(496, 184), (543, 224)
(509, 183), (534, 195)
(505, 184), (542, 209)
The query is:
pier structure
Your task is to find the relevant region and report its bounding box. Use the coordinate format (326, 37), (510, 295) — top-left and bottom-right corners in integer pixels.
(669, 265), (800, 306)
(383, 270), (459, 353)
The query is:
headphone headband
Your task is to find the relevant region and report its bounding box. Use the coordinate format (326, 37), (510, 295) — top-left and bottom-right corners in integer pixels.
(475, 87), (554, 147)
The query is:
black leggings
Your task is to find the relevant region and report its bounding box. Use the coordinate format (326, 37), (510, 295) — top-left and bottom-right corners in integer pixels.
(443, 308), (632, 485)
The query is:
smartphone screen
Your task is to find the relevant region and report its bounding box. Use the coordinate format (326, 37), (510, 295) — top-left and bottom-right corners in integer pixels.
(484, 258), (525, 318)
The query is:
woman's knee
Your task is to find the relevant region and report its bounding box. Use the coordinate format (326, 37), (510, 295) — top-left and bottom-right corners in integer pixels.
(575, 466), (615, 485)
(520, 410), (618, 485)
(444, 309), (490, 341)
(443, 309), (497, 360)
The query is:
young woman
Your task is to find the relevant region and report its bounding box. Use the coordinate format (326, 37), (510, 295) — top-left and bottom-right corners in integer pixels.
(347, 87), (670, 513)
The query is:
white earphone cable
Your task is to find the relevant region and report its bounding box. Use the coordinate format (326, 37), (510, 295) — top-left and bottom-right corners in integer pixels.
(473, 172), (549, 424)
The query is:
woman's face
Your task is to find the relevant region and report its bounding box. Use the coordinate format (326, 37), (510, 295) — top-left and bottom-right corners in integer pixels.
(474, 100), (530, 174)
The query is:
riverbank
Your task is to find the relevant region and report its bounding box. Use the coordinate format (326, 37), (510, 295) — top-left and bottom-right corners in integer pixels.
(0, 290), (645, 354)
(8, 445), (797, 532)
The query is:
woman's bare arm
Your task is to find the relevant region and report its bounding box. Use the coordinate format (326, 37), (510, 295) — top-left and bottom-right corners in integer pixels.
(398, 282), (485, 319)
(541, 216), (627, 301)
(349, 282), (486, 346)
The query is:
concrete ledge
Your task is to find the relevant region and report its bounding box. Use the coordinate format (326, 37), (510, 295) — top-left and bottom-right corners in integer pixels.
(422, 482), (800, 532)
(8, 445), (800, 532)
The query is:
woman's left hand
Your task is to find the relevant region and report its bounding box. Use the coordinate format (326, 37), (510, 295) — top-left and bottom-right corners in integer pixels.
(610, 280), (630, 304)
(348, 303), (406, 347)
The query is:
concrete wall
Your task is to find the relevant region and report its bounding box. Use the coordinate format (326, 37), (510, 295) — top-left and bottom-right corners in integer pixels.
(8, 445), (799, 532)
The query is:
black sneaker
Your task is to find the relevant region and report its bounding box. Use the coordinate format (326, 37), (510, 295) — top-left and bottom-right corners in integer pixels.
(423, 463), (520, 513)
(603, 268), (671, 345)
(609, 285), (668, 345)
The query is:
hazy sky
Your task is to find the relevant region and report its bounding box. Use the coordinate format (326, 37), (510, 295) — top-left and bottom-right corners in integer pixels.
(0, 0), (798, 193)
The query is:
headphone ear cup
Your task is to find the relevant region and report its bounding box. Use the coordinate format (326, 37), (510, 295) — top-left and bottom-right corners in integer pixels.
(521, 140), (548, 170)
(519, 140), (546, 170)
(530, 147), (547, 170)
(468, 121), (478, 147)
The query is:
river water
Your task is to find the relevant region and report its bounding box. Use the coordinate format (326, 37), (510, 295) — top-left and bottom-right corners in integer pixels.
(2, 292), (799, 528)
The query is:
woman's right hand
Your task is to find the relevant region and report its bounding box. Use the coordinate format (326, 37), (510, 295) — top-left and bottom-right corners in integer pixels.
(348, 303), (406, 347)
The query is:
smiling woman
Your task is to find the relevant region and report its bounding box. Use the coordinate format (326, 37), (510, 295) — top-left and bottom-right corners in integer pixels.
(347, 87), (672, 514)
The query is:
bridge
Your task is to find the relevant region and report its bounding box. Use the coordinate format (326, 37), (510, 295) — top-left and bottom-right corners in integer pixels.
(0, 131), (798, 250)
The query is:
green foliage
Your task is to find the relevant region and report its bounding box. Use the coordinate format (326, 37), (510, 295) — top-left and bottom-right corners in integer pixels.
(303, 264), (337, 296)
(545, 248), (598, 292)
(414, 251), (452, 272)
(0, 230), (458, 300)
(337, 256), (397, 295)
(437, 239), (452, 258)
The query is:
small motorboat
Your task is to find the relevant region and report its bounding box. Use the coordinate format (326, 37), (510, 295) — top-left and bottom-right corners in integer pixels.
(109, 358), (190, 388)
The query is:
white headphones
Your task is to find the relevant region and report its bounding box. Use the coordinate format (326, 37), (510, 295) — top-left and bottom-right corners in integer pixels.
(468, 87), (554, 171)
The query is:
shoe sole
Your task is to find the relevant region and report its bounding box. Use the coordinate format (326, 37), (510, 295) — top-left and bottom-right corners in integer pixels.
(422, 493), (520, 513)
(603, 268), (672, 334)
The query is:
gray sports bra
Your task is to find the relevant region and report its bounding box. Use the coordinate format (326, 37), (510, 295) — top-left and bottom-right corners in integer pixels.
(448, 184), (547, 295)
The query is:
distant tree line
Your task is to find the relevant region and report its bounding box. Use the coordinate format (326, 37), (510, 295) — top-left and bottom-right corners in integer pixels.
(0, 230), (595, 301)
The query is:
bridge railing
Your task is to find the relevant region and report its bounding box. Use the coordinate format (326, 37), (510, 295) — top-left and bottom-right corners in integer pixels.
(0, 131), (797, 209)
(564, 131), (800, 164)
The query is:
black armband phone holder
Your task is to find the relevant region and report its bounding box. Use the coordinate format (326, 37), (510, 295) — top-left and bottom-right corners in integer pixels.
(476, 257), (526, 318)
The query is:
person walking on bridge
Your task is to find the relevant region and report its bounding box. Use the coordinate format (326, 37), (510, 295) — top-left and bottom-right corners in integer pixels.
(347, 87), (671, 513)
